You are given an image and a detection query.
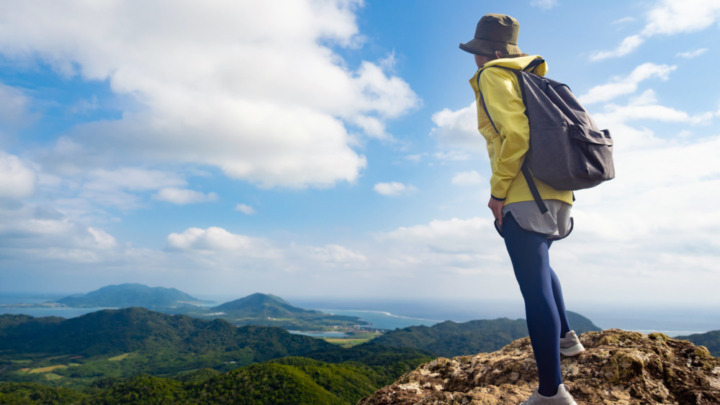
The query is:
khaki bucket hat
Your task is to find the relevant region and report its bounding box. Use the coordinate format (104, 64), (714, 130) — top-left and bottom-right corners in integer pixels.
(459, 13), (524, 56)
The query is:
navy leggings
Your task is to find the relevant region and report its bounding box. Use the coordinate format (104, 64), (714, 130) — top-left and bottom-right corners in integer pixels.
(501, 213), (571, 397)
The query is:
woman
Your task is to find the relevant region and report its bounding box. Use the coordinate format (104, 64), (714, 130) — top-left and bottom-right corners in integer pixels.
(459, 14), (585, 405)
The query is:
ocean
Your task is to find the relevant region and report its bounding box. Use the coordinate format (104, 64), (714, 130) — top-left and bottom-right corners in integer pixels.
(1, 293), (717, 338)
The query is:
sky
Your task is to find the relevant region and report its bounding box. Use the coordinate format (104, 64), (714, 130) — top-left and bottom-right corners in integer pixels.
(0, 0), (719, 310)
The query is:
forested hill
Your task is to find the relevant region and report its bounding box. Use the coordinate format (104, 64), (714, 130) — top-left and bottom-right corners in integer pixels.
(55, 283), (205, 309)
(206, 293), (366, 330)
(371, 311), (601, 358)
(213, 292), (320, 316)
(676, 330), (720, 356)
(0, 309), (432, 403)
(0, 307), (332, 358)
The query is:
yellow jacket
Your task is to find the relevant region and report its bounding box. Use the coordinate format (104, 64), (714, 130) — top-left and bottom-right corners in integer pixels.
(470, 55), (573, 205)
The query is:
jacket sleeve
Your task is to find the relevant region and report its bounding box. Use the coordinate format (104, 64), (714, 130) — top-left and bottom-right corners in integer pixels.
(479, 68), (530, 200)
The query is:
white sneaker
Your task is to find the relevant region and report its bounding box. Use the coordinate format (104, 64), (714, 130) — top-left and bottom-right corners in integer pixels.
(560, 330), (585, 357)
(521, 384), (577, 405)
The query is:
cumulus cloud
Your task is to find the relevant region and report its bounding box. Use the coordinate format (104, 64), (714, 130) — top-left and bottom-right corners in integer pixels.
(374, 182), (417, 196)
(429, 103), (483, 151)
(0, 0), (418, 188)
(87, 227), (117, 249)
(153, 188), (218, 205)
(451, 171), (485, 186)
(164, 226), (368, 280)
(0, 152), (36, 199)
(641, 0), (720, 36)
(591, 0), (720, 60)
(235, 204), (256, 215)
(0, 201), (121, 265)
(166, 227), (278, 256)
(579, 63), (676, 104)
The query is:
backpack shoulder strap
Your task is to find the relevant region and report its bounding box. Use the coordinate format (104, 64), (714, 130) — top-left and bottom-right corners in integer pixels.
(523, 57), (545, 73)
(475, 69), (499, 134)
(521, 162), (548, 214)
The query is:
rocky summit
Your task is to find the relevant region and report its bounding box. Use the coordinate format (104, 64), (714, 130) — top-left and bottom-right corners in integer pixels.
(358, 329), (720, 405)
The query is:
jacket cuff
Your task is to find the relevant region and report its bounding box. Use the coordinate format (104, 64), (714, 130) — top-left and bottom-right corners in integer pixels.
(491, 194), (506, 201)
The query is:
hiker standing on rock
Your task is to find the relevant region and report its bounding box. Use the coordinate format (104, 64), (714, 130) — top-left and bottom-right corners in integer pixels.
(460, 14), (586, 405)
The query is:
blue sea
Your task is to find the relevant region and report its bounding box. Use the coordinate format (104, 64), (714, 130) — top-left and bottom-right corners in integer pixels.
(1, 293), (718, 338)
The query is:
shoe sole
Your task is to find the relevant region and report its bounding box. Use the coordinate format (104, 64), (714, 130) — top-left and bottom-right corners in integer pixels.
(560, 343), (585, 357)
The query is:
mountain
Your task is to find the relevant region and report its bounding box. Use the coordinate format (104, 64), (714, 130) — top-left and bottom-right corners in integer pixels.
(207, 293), (367, 330)
(370, 311), (601, 358)
(213, 292), (319, 317)
(55, 283), (206, 309)
(676, 329), (720, 356)
(359, 329), (720, 404)
(52, 287), (365, 331)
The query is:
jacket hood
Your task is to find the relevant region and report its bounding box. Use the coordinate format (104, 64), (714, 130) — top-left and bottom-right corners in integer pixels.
(482, 55), (547, 76)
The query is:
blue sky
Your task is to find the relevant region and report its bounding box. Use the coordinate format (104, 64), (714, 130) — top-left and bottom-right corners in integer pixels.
(1, 0), (719, 309)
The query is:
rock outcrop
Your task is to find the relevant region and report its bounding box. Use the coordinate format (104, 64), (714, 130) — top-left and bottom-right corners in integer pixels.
(358, 329), (720, 405)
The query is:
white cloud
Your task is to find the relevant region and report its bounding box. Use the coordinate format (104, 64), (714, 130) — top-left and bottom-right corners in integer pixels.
(591, 0), (720, 60)
(676, 48), (708, 59)
(579, 63), (676, 104)
(590, 35), (645, 61)
(641, 0), (720, 36)
(166, 227), (277, 256)
(0, 152), (36, 199)
(153, 188), (218, 205)
(87, 227), (117, 249)
(235, 204), (256, 215)
(59, 167), (191, 210)
(451, 171), (485, 186)
(0, 0), (418, 189)
(530, 0), (558, 10)
(599, 90), (714, 125)
(429, 103), (483, 151)
(374, 182), (417, 196)
(371, 217), (513, 296)
(0, 201), (122, 265)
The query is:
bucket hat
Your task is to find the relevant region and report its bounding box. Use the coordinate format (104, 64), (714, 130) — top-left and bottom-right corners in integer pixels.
(459, 14), (524, 56)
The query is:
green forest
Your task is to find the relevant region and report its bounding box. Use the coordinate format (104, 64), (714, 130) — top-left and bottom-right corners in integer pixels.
(1, 304), (717, 404)
(0, 308), (429, 404)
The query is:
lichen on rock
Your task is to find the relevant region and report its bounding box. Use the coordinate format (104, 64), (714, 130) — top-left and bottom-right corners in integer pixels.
(358, 329), (720, 405)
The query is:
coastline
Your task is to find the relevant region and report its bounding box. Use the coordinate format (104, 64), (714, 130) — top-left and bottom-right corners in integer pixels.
(1, 294), (717, 338)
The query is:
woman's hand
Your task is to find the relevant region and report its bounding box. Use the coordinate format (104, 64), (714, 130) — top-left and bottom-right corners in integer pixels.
(488, 197), (505, 226)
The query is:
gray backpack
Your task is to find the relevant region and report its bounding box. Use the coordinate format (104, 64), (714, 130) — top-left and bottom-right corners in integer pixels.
(477, 58), (615, 213)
